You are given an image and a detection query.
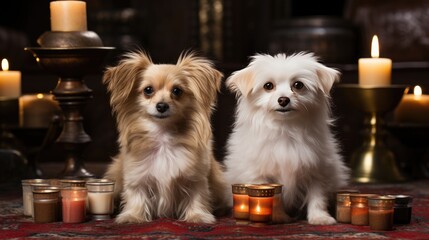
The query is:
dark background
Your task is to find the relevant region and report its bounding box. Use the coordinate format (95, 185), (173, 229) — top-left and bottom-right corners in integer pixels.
(1, 0), (429, 179)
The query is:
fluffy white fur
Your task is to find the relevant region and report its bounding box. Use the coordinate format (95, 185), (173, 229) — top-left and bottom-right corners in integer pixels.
(103, 51), (228, 224)
(224, 52), (350, 225)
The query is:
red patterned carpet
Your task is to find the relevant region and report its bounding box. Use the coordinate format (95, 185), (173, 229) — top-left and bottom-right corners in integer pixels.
(1, 180), (429, 239)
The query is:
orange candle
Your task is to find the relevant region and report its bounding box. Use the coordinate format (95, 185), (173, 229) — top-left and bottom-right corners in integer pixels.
(61, 187), (87, 223)
(350, 194), (379, 226)
(248, 186), (274, 224)
(50, 1), (87, 31)
(394, 85), (429, 124)
(232, 184), (249, 220)
(359, 35), (392, 86)
(0, 59), (21, 99)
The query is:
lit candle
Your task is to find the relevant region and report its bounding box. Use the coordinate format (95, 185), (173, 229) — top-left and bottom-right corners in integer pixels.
(19, 93), (60, 128)
(248, 185), (274, 224)
(61, 187), (87, 223)
(368, 196), (395, 231)
(50, 1), (87, 32)
(86, 179), (115, 220)
(350, 194), (379, 226)
(232, 184), (250, 220)
(359, 35), (392, 86)
(394, 85), (429, 124)
(0, 59), (21, 99)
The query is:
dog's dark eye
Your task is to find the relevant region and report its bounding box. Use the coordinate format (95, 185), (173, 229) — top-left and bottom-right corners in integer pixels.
(292, 81), (304, 90)
(263, 82), (274, 91)
(172, 87), (183, 97)
(143, 86), (154, 96)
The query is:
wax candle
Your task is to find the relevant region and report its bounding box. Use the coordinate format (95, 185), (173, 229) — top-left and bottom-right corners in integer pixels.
(61, 187), (87, 223)
(359, 35), (392, 86)
(232, 184), (250, 221)
(350, 194), (379, 226)
(368, 196), (395, 231)
(336, 193), (353, 223)
(19, 93), (60, 128)
(248, 185), (275, 224)
(33, 189), (60, 223)
(0, 59), (21, 99)
(50, 1), (87, 31)
(87, 179), (115, 220)
(262, 183), (285, 224)
(21, 179), (49, 217)
(394, 86), (429, 124)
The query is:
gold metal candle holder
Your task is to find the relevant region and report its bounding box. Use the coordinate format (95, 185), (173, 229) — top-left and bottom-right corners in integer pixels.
(337, 84), (409, 183)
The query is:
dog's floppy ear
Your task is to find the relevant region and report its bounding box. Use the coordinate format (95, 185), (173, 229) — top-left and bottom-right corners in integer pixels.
(103, 51), (152, 111)
(178, 52), (222, 108)
(316, 64), (340, 96)
(226, 68), (254, 98)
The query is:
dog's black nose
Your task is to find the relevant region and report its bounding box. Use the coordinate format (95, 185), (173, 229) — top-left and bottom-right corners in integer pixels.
(156, 102), (169, 113)
(278, 97), (290, 107)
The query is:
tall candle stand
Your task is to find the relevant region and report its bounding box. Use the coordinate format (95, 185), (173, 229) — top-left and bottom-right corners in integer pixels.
(25, 31), (114, 178)
(337, 84), (408, 183)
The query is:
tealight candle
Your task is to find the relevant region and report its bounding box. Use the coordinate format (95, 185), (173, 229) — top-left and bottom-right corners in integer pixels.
(248, 185), (275, 224)
(350, 194), (379, 226)
(50, 1), (87, 32)
(19, 93), (60, 128)
(394, 86), (429, 124)
(0, 59), (21, 99)
(359, 35), (392, 86)
(368, 196), (395, 231)
(61, 187), (87, 223)
(86, 179), (115, 220)
(232, 184), (250, 221)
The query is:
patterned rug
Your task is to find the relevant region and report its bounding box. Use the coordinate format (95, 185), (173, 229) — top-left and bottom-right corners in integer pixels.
(1, 180), (429, 240)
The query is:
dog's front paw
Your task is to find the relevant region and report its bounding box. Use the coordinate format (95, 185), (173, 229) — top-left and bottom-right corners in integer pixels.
(115, 212), (151, 224)
(308, 214), (336, 225)
(183, 211), (216, 224)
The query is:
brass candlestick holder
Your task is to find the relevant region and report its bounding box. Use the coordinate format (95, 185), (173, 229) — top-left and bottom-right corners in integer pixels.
(337, 84), (409, 183)
(25, 31), (114, 178)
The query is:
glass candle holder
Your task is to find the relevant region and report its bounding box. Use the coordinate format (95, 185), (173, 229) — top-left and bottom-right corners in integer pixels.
(60, 179), (86, 188)
(86, 179), (115, 220)
(387, 194), (413, 224)
(21, 179), (49, 217)
(232, 184), (250, 221)
(262, 183), (284, 224)
(350, 194), (379, 226)
(33, 185), (62, 221)
(33, 189), (60, 223)
(61, 187), (87, 223)
(336, 193), (353, 223)
(368, 196), (395, 231)
(248, 185), (275, 224)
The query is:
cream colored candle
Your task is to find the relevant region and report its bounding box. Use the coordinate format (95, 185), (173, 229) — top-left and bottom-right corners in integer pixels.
(359, 35), (392, 86)
(19, 93), (60, 128)
(395, 85), (429, 124)
(0, 59), (21, 99)
(50, 1), (87, 31)
(88, 192), (114, 214)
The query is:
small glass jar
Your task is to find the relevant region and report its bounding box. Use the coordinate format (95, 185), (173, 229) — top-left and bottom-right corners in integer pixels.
(33, 189), (60, 223)
(350, 193), (378, 226)
(61, 187), (87, 223)
(60, 179), (86, 188)
(387, 194), (413, 224)
(232, 184), (250, 221)
(336, 193), (353, 223)
(21, 179), (49, 217)
(247, 185), (275, 225)
(368, 196), (395, 231)
(86, 179), (115, 220)
(262, 184), (284, 224)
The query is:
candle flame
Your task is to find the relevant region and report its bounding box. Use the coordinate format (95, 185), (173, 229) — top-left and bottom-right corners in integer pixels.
(1, 58), (9, 71)
(414, 85), (422, 97)
(255, 205), (261, 213)
(36, 93), (44, 99)
(371, 35), (379, 58)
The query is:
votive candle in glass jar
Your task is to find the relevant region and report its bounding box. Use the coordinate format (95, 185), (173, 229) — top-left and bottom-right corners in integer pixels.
(387, 194), (413, 224)
(21, 179), (49, 217)
(86, 179), (115, 220)
(33, 189), (60, 223)
(33, 185), (62, 221)
(232, 184), (250, 221)
(262, 183), (284, 224)
(336, 193), (353, 223)
(368, 195), (395, 231)
(350, 194), (378, 226)
(61, 187), (87, 223)
(248, 185), (275, 224)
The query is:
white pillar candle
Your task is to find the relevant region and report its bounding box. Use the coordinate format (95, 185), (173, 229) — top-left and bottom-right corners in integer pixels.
(19, 93), (60, 128)
(0, 59), (21, 99)
(50, 1), (87, 31)
(88, 192), (114, 214)
(358, 35), (392, 86)
(394, 85), (429, 124)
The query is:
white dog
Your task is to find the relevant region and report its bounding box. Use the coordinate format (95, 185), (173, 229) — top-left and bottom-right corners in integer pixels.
(224, 52), (350, 225)
(103, 51), (228, 224)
